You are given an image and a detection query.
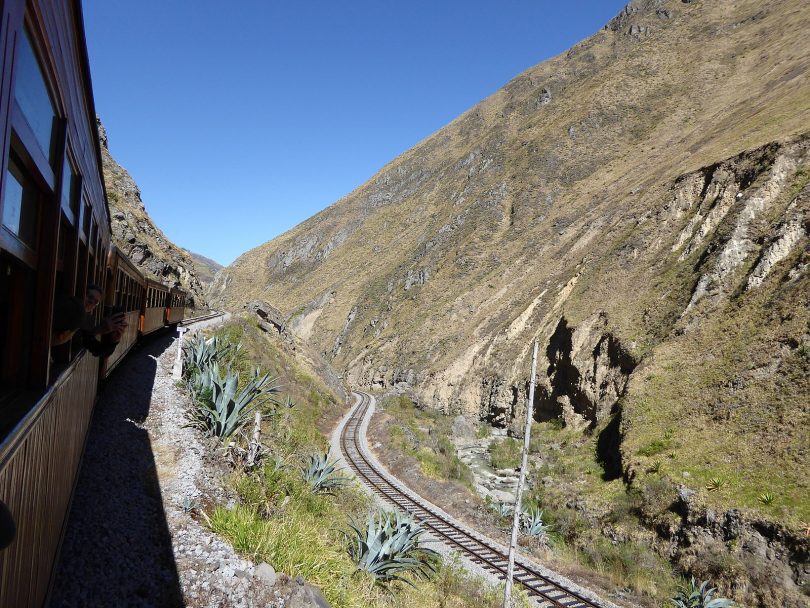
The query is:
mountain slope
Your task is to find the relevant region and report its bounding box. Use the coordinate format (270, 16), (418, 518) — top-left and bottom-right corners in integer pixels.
(98, 120), (207, 308)
(215, 0), (807, 414)
(213, 2), (808, 597)
(188, 251), (223, 289)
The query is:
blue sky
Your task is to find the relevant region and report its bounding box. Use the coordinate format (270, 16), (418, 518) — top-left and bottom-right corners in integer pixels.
(84, 1), (627, 266)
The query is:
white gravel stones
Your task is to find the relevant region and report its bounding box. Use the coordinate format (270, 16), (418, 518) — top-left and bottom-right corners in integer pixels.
(50, 316), (314, 608)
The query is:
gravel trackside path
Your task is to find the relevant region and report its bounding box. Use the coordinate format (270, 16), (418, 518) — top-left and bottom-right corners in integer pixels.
(48, 317), (298, 608)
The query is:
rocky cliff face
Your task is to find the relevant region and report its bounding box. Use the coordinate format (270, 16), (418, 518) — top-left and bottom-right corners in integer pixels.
(99, 120), (207, 308)
(188, 251), (223, 293)
(213, 1), (809, 599)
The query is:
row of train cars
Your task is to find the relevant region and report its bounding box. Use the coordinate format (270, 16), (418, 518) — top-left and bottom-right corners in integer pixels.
(0, 2), (213, 606)
(102, 245), (195, 377)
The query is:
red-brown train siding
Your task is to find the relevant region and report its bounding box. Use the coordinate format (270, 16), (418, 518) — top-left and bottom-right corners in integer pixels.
(0, 352), (99, 608)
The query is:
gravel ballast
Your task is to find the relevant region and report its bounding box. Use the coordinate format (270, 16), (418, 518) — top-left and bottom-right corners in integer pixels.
(50, 317), (325, 608)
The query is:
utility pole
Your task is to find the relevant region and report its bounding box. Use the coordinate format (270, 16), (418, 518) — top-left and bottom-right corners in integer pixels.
(503, 338), (539, 608)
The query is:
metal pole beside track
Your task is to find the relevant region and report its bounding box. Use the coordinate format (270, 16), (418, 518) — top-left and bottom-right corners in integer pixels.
(504, 338), (539, 608)
(172, 326), (186, 381)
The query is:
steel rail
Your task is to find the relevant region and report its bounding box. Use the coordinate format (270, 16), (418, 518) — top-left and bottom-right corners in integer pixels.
(180, 311), (224, 326)
(339, 391), (607, 608)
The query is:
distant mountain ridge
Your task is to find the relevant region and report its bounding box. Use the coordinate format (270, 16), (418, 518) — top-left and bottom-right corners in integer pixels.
(188, 251), (223, 290)
(98, 120), (207, 308)
(212, 1), (809, 601)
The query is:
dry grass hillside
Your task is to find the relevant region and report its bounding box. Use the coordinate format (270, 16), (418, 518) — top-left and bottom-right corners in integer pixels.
(213, 1), (808, 602)
(188, 251), (223, 293)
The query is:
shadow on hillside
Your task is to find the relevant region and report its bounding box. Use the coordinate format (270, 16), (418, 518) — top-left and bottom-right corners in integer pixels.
(49, 332), (183, 607)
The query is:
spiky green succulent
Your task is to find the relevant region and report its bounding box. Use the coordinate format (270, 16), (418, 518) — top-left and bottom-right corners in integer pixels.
(671, 577), (735, 608)
(182, 334), (235, 382)
(490, 501), (513, 518)
(345, 509), (438, 586)
(302, 452), (349, 494)
(188, 366), (280, 439)
(520, 507), (552, 546)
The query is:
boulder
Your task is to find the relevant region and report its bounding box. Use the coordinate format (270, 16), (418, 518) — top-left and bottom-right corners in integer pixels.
(451, 415), (476, 439)
(254, 562), (276, 587)
(286, 575), (330, 608)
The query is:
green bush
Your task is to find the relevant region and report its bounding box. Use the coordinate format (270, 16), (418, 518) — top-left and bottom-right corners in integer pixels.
(578, 536), (675, 597)
(489, 437), (522, 470)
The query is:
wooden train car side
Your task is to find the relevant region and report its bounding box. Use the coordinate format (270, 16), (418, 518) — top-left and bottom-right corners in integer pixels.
(102, 247), (145, 377)
(142, 278), (170, 335)
(0, 4), (191, 605)
(0, 1), (110, 606)
(167, 286), (186, 325)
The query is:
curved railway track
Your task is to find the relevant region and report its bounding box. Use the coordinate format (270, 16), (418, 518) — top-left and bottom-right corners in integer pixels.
(180, 310), (225, 326)
(339, 391), (612, 608)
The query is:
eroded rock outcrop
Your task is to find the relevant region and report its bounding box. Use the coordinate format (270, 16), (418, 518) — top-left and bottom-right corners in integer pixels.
(99, 119), (207, 308)
(680, 138), (809, 313)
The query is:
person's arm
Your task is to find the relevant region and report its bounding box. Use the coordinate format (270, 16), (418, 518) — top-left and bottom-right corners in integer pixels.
(86, 313), (125, 336)
(83, 331), (119, 358)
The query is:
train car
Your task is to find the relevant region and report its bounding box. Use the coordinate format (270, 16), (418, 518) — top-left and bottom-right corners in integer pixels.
(0, 2), (111, 606)
(102, 246), (146, 377)
(141, 277), (169, 336)
(166, 286), (187, 325)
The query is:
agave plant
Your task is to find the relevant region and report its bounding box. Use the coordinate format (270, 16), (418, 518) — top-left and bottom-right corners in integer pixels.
(706, 477), (726, 492)
(301, 452), (350, 494)
(671, 577), (734, 608)
(345, 510), (438, 585)
(489, 501), (513, 518)
(520, 507), (552, 546)
(758, 492), (775, 505)
(182, 334), (233, 381)
(189, 367), (280, 439)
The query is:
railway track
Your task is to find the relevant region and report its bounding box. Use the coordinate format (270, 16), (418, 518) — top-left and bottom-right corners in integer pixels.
(180, 310), (224, 326)
(339, 391), (612, 608)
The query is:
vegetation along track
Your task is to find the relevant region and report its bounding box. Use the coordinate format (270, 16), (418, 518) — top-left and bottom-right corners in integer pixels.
(339, 391), (612, 608)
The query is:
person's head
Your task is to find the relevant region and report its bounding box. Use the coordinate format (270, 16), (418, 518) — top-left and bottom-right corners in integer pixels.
(84, 283), (103, 313)
(52, 293), (85, 345)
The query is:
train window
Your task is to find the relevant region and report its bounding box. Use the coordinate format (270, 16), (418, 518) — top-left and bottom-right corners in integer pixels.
(89, 219), (97, 253)
(14, 29), (58, 166)
(2, 157), (40, 251)
(81, 199), (91, 241)
(0, 253), (36, 388)
(60, 156), (80, 223)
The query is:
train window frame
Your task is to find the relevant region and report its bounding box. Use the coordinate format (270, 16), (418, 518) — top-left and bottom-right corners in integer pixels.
(0, 12), (69, 395)
(1, 154), (41, 267)
(80, 196), (90, 244)
(12, 26), (59, 169)
(59, 151), (80, 226)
